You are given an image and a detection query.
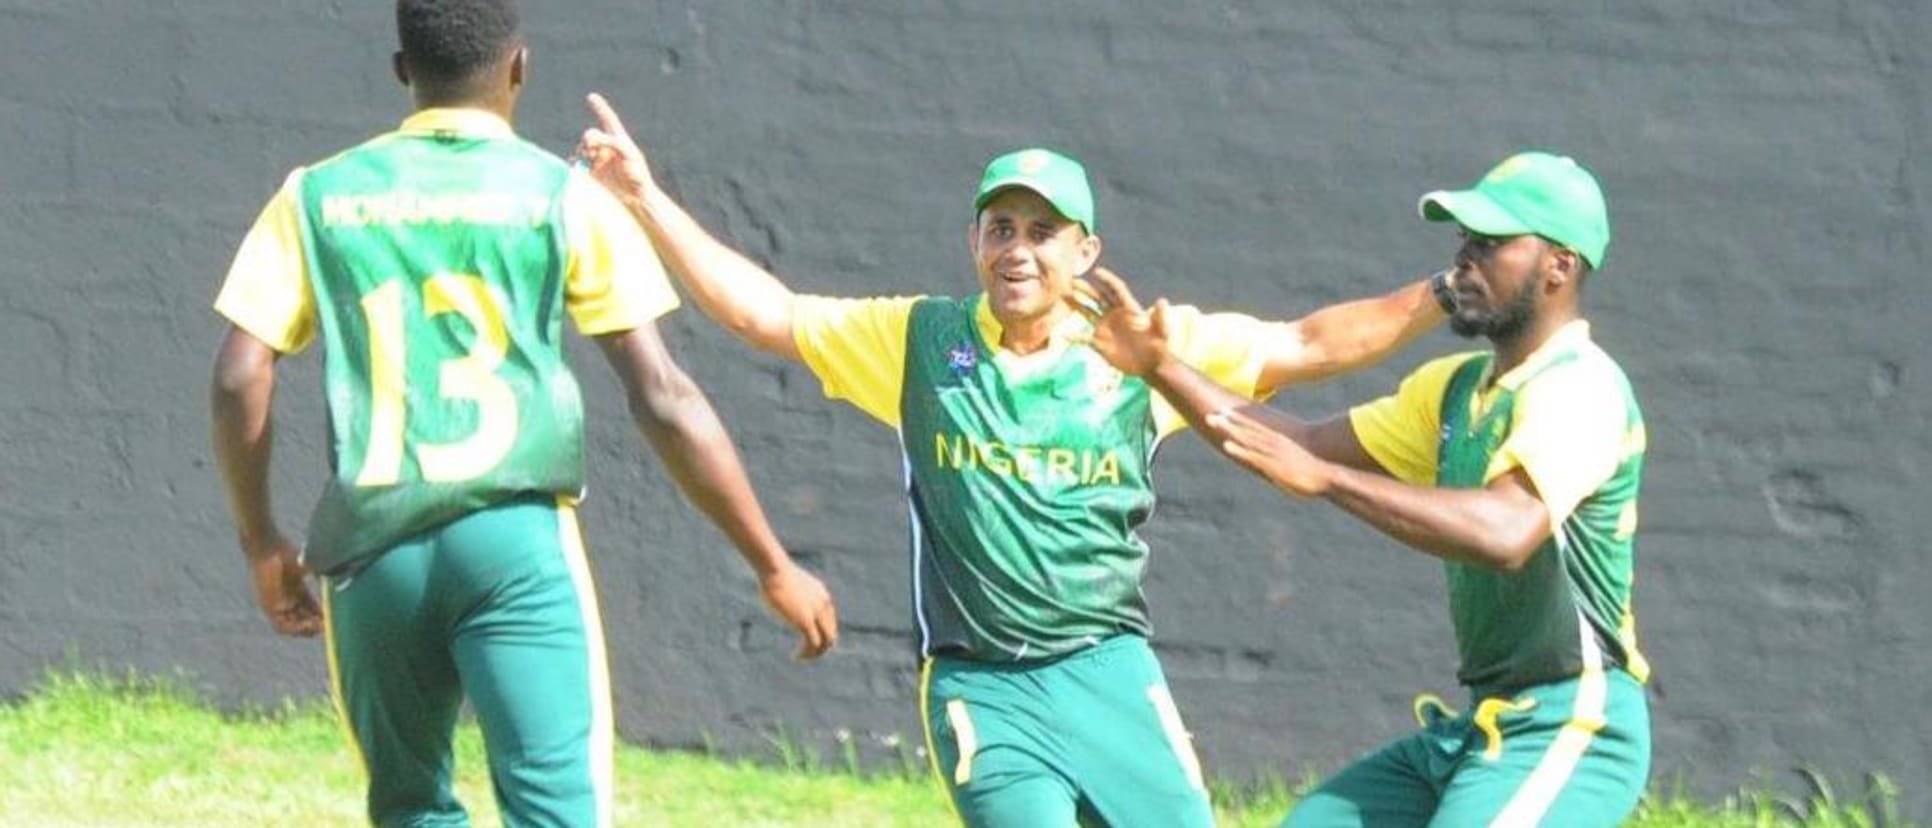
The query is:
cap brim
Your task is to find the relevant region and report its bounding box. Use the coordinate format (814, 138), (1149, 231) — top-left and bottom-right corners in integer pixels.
(975, 178), (1092, 233)
(1418, 189), (1532, 236)
(975, 178), (1049, 210)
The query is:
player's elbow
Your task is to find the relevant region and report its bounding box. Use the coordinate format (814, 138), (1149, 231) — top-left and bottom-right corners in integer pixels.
(727, 312), (799, 361)
(1471, 520), (1550, 573)
(1261, 325), (1372, 391)
(632, 365), (706, 430)
(714, 309), (763, 342)
(1481, 544), (1538, 574)
(1311, 324), (1403, 377)
(211, 339), (275, 400)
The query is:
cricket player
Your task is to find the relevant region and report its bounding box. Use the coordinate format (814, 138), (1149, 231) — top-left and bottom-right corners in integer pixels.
(207, 2), (836, 824)
(575, 95), (1453, 826)
(1073, 152), (1651, 827)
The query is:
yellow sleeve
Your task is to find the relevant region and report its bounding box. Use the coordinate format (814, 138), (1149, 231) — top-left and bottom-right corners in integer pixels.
(1488, 360), (1629, 530)
(212, 171), (316, 353)
(791, 295), (921, 427)
(563, 169), (680, 335)
(1151, 304), (1277, 436)
(1346, 353), (1475, 485)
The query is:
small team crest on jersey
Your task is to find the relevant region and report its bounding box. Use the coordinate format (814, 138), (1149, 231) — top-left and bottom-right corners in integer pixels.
(946, 340), (978, 375)
(1085, 362), (1122, 398)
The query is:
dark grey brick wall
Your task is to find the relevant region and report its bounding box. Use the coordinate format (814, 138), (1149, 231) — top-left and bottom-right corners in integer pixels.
(3, 0), (1927, 818)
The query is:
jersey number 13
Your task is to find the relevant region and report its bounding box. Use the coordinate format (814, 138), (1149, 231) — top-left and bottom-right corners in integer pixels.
(353, 274), (518, 487)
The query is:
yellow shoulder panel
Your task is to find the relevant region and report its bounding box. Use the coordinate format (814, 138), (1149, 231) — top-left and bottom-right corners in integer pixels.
(792, 295), (922, 427)
(563, 170), (679, 335)
(212, 170), (316, 354)
(1346, 353), (1480, 484)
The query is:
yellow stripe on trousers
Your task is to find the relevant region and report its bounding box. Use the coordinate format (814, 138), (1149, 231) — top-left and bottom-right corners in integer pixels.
(557, 496), (615, 828)
(918, 657), (968, 827)
(1490, 614), (1610, 827)
(319, 580), (369, 779)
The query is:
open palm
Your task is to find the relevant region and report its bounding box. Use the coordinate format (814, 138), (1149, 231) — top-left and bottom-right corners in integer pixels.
(1068, 267), (1172, 377)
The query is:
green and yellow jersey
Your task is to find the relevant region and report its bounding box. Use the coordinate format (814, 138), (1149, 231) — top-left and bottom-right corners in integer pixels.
(213, 108), (677, 574)
(1349, 321), (1649, 697)
(795, 294), (1279, 661)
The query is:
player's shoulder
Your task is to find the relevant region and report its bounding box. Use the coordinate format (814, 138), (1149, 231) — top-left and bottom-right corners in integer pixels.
(302, 128), (416, 176)
(1141, 302), (1269, 359)
(915, 293), (974, 311)
(900, 293), (976, 324)
(1519, 342), (1641, 431)
(1538, 337), (1636, 400)
(510, 135), (575, 171)
(1409, 350), (1489, 387)
(1368, 351), (1488, 411)
(796, 293), (927, 331)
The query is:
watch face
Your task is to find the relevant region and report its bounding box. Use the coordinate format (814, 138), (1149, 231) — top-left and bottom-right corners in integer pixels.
(1432, 270), (1459, 313)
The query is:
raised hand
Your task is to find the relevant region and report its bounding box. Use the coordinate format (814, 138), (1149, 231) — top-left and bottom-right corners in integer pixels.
(1065, 267), (1173, 377)
(1207, 407), (1337, 498)
(246, 533), (322, 637)
(576, 92), (659, 204)
(760, 563), (840, 660)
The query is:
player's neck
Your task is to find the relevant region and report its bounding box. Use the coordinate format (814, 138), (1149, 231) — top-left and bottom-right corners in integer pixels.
(1489, 307), (1579, 377)
(411, 88), (518, 123)
(996, 306), (1071, 356)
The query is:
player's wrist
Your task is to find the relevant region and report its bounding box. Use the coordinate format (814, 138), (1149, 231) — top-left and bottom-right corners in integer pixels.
(747, 548), (795, 581)
(1429, 268), (1458, 314)
(236, 525), (287, 561)
(1308, 459), (1349, 499)
(1139, 347), (1179, 378)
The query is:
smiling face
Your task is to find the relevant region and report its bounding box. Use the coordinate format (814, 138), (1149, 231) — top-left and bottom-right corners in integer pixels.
(968, 187), (1103, 334)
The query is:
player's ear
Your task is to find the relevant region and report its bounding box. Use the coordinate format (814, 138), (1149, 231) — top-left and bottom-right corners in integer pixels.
(392, 51), (410, 89)
(1076, 231), (1103, 274)
(966, 220), (980, 259)
(1544, 243), (1580, 291)
(508, 45), (528, 90)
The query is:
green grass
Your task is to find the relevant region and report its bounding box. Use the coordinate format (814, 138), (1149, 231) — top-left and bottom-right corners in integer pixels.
(0, 671), (1909, 827)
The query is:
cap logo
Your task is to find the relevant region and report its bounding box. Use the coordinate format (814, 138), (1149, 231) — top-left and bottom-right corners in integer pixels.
(1018, 150), (1052, 174)
(1484, 154), (1535, 184)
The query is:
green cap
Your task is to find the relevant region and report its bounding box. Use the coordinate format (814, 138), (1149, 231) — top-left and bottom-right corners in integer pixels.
(974, 147), (1096, 234)
(1419, 152), (1610, 268)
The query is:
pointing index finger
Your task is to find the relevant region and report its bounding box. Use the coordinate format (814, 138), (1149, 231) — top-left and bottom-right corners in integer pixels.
(584, 92), (632, 141)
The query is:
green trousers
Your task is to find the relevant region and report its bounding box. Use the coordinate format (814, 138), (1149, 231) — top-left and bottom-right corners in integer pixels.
(1284, 669), (1650, 828)
(921, 634), (1215, 827)
(322, 493), (613, 828)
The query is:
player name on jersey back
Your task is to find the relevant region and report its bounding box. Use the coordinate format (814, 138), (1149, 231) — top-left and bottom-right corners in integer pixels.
(321, 192), (552, 228)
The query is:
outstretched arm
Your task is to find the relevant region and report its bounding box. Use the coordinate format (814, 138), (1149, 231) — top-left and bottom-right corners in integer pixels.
(1073, 270), (1548, 570)
(1209, 409), (1551, 571)
(1254, 272), (1448, 394)
(595, 324), (838, 659)
(209, 326), (320, 637)
(1071, 268), (1379, 470)
(578, 93), (803, 360)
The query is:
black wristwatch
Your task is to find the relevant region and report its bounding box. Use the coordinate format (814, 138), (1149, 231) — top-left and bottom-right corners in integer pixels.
(1430, 269), (1458, 314)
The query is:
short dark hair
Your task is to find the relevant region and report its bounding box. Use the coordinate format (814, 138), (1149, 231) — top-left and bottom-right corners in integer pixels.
(396, 0), (520, 87)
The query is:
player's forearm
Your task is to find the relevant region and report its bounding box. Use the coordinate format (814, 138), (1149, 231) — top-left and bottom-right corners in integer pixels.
(1265, 278), (1443, 390)
(1149, 356), (1314, 443)
(209, 346), (283, 558)
(624, 186), (800, 358)
(1320, 466), (1543, 571)
(631, 379), (794, 578)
